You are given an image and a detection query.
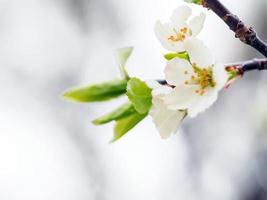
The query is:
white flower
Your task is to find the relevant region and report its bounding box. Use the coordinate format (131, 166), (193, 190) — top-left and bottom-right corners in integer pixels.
(147, 81), (187, 139)
(155, 5), (205, 52)
(163, 39), (228, 117)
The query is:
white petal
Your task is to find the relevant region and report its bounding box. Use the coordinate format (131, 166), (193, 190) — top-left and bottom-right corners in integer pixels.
(186, 63), (227, 117)
(170, 6), (192, 27)
(187, 89), (218, 117)
(155, 21), (173, 39)
(154, 21), (185, 52)
(184, 38), (215, 67)
(165, 58), (194, 86)
(150, 98), (186, 139)
(146, 80), (164, 91)
(213, 63), (228, 90)
(150, 82), (172, 98)
(152, 86), (172, 97)
(164, 85), (200, 110)
(188, 13), (206, 37)
(154, 21), (172, 50)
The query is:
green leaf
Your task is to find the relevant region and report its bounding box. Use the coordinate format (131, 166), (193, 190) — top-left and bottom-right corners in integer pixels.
(116, 47), (133, 80)
(126, 78), (152, 114)
(164, 52), (190, 61)
(112, 112), (147, 142)
(63, 79), (127, 102)
(92, 103), (136, 125)
(184, 0), (202, 5)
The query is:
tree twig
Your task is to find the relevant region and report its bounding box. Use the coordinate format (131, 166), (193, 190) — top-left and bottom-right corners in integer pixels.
(202, 0), (267, 57)
(227, 58), (267, 75)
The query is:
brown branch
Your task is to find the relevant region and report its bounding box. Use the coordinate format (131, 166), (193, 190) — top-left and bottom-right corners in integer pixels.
(202, 0), (267, 57)
(227, 58), (267, 75)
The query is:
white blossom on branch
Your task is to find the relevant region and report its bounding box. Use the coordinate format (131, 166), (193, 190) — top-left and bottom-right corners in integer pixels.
(163, 39), (228, 117)
(155, 5), (205, 52)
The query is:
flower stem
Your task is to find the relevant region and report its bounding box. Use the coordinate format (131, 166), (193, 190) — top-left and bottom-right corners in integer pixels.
(157, 80), (168, 85)
(227, 59), (267, 75)
(202, 0), (267, 57)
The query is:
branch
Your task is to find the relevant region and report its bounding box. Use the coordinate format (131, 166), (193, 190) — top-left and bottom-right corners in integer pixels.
(157, 80), (168, 85)
(227, 58), (267, 75)
(202, 0), (267, 57)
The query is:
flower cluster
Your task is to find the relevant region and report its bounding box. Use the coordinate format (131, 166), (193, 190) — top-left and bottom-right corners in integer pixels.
(63, 3), (230, 142)
(150, 5), (228, 138)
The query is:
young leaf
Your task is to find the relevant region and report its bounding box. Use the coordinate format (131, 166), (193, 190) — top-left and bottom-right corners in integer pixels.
(92, 103), (136, 125)
(63, 79), (127, 102)
(126, 78), (152, 114)
(164, 52), (189, 61)
(112, 112), (147, 142)
(116, 47), (133, 80)
(184, 0), (202, 5)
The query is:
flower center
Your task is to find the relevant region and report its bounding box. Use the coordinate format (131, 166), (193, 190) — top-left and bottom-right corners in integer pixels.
(184, 64), (216, 96)
(168, 27), (191, 42)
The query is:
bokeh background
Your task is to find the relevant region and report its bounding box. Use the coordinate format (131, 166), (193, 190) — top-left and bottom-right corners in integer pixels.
(0, 0), (267, 199)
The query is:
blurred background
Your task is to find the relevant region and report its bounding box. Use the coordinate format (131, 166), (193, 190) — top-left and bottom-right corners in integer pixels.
(0, 0), (267, 199)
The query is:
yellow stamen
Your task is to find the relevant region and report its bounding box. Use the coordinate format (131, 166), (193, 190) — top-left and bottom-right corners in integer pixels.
(168, 27), (191, 42)
(183, 65), (216, 96)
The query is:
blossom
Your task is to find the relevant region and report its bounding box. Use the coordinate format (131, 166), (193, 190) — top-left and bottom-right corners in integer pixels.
(148, 81), (187, 139)
(163, 39), (228, 117)
(155, 5), (205, 52)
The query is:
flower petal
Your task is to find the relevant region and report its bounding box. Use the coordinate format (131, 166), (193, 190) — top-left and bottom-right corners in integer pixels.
(165, 58), (194, 86)
(188, 13), (206, 37)
(213, 63), (228, 90)
(170, 6), (192, 27)
(146, 80), (172, 98)
(164, 85), (200, 110)
(146, 80), (163, 91)
(184, 38), (215, 67)
(150, 97), (186, 139)
(187, 89), (218, 117)
(154, 21), (185, 52)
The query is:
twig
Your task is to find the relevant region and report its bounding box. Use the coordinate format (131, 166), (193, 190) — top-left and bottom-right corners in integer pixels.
(227, 58), (267, 75)
(202, 0), (267, 57)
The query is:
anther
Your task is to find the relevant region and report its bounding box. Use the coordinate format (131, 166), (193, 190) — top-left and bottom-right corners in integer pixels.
(200, 90), (205, 96)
